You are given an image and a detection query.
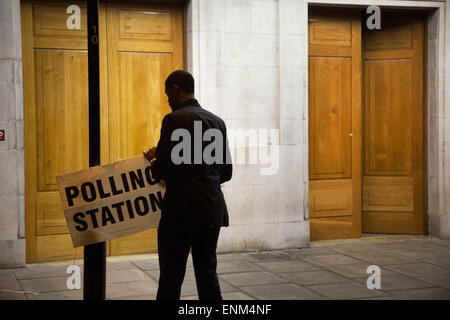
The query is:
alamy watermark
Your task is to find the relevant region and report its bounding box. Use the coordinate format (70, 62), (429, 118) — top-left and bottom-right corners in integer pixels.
(66, 265), (81, 290)
(66, 5), (81, 30)
(366, 265), (381, 289)
(366, 5), (381, 30)
(170, 121), (280, 176)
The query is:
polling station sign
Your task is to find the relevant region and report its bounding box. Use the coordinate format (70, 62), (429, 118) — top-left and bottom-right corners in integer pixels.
(56, 155), (165, 247)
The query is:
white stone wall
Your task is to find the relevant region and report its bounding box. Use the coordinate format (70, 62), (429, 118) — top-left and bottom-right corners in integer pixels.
(187, 0), (310, 252)
(0, 0), (25, 268)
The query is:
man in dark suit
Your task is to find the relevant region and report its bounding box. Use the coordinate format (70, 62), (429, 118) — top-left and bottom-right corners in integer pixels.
(143, 70), (232, 300)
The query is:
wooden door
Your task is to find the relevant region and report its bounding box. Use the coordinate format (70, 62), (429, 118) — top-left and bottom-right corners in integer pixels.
(308, 12), (362, 240)
(362, 13), (425, 234)
(22, 0), (183, 262)
(106, 1), (183, 256)
(22, 0), (105, 262)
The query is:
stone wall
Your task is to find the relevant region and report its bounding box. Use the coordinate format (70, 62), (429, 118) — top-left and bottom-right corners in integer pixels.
(0, 0), (25, 268)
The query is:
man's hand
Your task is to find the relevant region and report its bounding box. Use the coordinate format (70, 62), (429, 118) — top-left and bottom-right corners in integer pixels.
(143, 147), (156, 162)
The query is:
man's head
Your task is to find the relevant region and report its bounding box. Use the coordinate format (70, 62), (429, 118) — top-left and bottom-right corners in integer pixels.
(165, 70), (195, 110)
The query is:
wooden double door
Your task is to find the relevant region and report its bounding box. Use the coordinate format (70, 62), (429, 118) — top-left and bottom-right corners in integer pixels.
(308, 10), (426, 240)
(22, 0), (184, 262)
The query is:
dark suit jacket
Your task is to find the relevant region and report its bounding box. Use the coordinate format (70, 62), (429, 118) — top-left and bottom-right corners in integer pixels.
(150, 99), (232, 227)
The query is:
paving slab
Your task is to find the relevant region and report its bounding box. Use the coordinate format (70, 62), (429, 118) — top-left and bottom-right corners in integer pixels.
(278, 270), (350, 286)
(110, 295), (154, 300)
(217, 252), (258, 262)
(221, 291), (256, 300)
(19, 276), (72, 293)
(219, 271), (287, 287)
(356, 295), (393, 300)
(418, 242), (450, 253)
(179, 279), (237, 297)
(240, 283), (324, 300)
(106, 280), (158, 299)
(13, 265), (72, 280)
(179, 280), (197, 297)
(322, 263), (400, 279)
(0, 269), (21, 291)
(287, 247), (338, 257)
(106, 261), (137, 271)
(26, 290), (82, 300)
(301, 254), (366, 267)
(329, 247), (388, 257)
(180, 295), (199, 300)
(344, 252), (418, 265)
(0, 269), (27, 300)
(412, 274), (450, 290)
(354, 274), (436, 291)
(106, 268), (152, 284)
(306, 281), (389, 299)
(217, 261), (263, 274)
(246, 252), (293, 262)
(0, 291), (27, 300)
(387, 287), (450, 300)
(218, 279), (238, 293)
(143, 268), (237, 297)
(130, 259), (161, 271)
(389, 247), (449, 261)
(144, 268), (196, 282)
(256, 260), (322, 273)
(384, 262), (450, 278)
(421, 256), (450, 269)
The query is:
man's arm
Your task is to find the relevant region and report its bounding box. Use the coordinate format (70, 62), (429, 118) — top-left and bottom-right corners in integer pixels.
(220, 124), (232, 184)
(150, 114), (175, 181)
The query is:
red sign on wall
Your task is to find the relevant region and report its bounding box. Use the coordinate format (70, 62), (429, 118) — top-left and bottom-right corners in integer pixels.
(0, 130), (4, 141)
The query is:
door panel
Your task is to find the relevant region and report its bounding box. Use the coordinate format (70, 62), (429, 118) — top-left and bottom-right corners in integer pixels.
(34, 49), (89, 237)
(364, 60), (413, 176)
(308, 12), (362, 240)
(118, 52), (173, 154)
(309, 57), (352, 180)
(106, 1), (183, 256)
(363, 177), (414, 212)
(362, 14), (424, 234)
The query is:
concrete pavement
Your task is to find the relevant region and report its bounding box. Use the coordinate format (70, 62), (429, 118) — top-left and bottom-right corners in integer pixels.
(1, 235), (450, 300)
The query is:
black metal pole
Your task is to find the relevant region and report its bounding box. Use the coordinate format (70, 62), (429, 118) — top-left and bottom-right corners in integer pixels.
(84, 0), (106, 300)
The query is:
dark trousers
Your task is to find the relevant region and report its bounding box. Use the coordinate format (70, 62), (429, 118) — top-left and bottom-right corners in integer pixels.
(156, 215), (222, 300)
